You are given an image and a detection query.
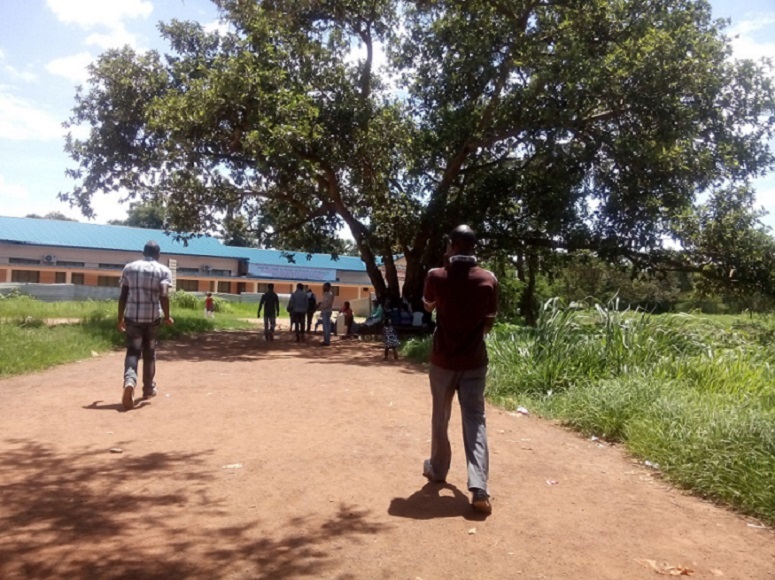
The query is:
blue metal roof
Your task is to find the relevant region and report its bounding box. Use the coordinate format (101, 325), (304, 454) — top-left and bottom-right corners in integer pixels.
(0, 216), (368, 271)
(226, 246), (368, 271)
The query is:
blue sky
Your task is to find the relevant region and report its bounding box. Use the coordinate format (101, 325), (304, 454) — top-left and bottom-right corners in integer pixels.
(1, 0), (774, 227)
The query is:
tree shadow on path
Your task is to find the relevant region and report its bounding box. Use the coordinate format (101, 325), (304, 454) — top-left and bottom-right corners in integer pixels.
(0, 439), (390, 579)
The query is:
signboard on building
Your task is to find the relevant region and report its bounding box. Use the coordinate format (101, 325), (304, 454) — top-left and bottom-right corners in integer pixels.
(248, 263), (336, 282)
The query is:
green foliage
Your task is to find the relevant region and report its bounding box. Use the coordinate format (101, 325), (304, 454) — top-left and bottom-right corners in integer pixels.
(482, 299), (775, 524)
(108, 201), (166, 229)
(170, 290), (200, 310)
(25, 212), (77, 221)
(62, 0), (775, 305)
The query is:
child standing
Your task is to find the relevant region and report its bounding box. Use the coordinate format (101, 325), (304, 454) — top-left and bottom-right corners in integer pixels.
(383, 318), (400, 360)
(205, 292), (215, 318)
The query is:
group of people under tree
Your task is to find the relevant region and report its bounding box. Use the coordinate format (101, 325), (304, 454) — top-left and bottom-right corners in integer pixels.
(117, 225), (498, 514)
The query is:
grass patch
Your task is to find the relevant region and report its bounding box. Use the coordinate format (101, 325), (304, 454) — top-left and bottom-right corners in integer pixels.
(0, 292), (281, 378)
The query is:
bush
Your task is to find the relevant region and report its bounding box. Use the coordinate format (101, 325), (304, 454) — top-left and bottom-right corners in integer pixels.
(170, 290), (200, 310)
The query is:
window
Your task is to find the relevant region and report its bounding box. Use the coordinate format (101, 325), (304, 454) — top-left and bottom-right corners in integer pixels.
(99, 263), (125, 270)
(177, 279), (198, 291)
(9, 258), (41, 265)
(57, 260), (85, 267)
(177, 267), (200, 275)
(257, 283), (272, 293)
(71, 273), (85, 285)
(331, 285), (340, 296)
(55, 272), (66, 283)
(11, 270), (39, 283)
(97, 276), (120, 287)
(217, 281), (231, 293)
(212, 269), (231, 277)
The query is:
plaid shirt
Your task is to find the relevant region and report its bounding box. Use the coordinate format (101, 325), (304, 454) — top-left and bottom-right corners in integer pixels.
(120, 257), (173, 323)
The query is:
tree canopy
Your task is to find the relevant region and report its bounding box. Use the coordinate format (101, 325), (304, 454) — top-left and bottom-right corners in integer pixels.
(108, 201), (166, 229)
(62, 0), (775, 306)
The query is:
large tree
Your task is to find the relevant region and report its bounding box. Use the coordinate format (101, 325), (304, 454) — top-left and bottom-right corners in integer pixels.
(62, 0), (775, 305)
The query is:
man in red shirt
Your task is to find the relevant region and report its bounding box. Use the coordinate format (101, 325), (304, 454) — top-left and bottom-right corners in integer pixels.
(422, 225), (498, 514)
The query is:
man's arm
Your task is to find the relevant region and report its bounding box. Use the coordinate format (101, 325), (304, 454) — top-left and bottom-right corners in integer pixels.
(483, 315), (496, 334)
(161, 296), (173, 324)
(160, 280), (174, 325)
(422, 272), (436, 312)
(117, 286), (129, 331)
(483, 277), (499, 334)
(257, 294), (265, 317)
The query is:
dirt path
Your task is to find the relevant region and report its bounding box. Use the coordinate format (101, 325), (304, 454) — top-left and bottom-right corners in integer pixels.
(1, 330), (773, 579)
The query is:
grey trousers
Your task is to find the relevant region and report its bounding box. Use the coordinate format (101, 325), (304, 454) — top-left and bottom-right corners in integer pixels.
(428, 363), (489, 492)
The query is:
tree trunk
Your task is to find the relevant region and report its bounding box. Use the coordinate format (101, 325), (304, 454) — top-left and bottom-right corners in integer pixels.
(520, 251), (539, 327)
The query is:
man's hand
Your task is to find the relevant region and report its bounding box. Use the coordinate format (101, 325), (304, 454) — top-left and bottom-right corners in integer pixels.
(118, 320), (126, 332)
(164, 316), (175, 326)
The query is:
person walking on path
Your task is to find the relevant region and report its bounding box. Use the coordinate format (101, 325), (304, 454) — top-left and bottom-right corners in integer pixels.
(118, 240), (174, 410)
(257, 283), (280, 341)
(306, 286), (317, 333)
(318, 282), (334, 346)
(288, 283), (309, 342)
(421, 225), (498, 514)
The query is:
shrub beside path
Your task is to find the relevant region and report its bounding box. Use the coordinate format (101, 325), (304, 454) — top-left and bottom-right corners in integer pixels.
(1, 330), (773, 579)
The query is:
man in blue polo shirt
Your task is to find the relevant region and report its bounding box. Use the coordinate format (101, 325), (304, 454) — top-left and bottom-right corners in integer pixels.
(422, 225), (499, 514)
(118, 241), (174, 410)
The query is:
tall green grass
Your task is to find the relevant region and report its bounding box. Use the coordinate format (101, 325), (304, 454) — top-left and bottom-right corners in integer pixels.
(484, 299), (775, 525)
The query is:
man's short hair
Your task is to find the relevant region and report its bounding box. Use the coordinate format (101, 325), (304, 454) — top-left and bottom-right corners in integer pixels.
(268, 283), (274, 290)
(296, 283), (304, 290)
(449, 225), (476, 254)
(143, 240), (161, 258)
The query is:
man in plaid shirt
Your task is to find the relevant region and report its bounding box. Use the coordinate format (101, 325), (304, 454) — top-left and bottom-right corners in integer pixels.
(118, 241), (174, 410)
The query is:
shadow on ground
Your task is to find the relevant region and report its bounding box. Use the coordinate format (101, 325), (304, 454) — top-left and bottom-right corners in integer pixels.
(160, 331), (427, 375)
(388, 482), (488, 522)
(0, 438), (388, 578)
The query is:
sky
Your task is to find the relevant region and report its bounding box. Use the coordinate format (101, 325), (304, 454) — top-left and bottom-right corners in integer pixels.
(0, 0), (774, 227)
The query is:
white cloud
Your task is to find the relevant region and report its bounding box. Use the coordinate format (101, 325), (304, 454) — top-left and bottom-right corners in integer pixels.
(85, 24), (137, 50)
(46, 0), (153, 51)
(3, 64), (37, 83)
(0, 91), (63, 141)
(46, 0), (152, 29)
(729, 16), (775, 62)
(46, 52), (93, 84)
(203, 19), (230, 35)
(0, 174), (129, 223)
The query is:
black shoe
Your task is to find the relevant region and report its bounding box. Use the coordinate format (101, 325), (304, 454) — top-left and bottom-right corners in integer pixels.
(142, 387), (157, 399)
(471, 489), (492, 514)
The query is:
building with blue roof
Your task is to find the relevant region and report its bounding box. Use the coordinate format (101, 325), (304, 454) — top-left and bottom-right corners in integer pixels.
(0, 215), (375, 304)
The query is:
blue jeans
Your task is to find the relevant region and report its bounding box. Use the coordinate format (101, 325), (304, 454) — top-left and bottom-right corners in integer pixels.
(427, 364), (489, 492)
(124, 320), (159, 393)
(322, 311), (332, 344)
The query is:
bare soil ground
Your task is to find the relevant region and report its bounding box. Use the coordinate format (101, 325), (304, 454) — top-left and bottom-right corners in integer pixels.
(1, 327), (773, 580)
